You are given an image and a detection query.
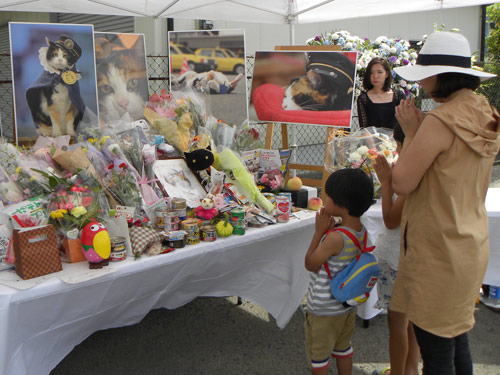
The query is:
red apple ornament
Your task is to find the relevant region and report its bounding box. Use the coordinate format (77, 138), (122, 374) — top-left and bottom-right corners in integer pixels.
(81, 221), (111, 268)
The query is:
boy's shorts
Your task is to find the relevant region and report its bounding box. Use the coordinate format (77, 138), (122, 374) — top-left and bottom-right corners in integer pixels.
(305, 310), (356, 371)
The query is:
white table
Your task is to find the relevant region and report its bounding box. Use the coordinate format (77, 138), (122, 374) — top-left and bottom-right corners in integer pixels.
(358, 187), (500, 320)
(0, 215), (315, 375)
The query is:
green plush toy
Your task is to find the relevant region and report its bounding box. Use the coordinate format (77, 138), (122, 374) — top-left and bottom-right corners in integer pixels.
(213, 148), (275, 214)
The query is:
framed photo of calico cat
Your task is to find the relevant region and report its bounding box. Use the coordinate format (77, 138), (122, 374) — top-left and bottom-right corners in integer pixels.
(94, 32), (149, 127)
(249, 50), (358, 128)
(9, 22), (99, 142)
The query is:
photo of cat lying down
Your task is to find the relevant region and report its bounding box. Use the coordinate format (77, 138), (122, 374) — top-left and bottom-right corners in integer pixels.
(249, 51), (357, 127)
(171, 70), (245, 94)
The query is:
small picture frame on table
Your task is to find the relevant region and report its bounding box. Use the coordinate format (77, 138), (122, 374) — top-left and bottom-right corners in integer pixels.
(152, 158), (207, 208)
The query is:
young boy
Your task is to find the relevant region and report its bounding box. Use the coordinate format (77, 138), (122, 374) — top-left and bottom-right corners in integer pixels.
(304, 168), (374, 375)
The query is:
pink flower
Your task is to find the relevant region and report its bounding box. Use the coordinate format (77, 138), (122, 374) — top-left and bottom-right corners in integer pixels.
(154, 107), (176, 119)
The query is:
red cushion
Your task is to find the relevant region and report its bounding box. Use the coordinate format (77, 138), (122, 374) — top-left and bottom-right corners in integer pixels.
(252, 83), (352, 127)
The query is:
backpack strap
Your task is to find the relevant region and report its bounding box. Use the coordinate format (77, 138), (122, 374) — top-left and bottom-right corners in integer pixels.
(322, 227), (375, 279)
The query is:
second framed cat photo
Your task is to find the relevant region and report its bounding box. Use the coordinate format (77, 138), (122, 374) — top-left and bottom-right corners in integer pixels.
(94, 32), (149, 127)
(249, 50), (358, 128)
(9, 22), (99, 143)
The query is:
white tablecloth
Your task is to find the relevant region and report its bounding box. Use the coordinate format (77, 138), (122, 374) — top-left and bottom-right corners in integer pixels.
(0, 215), (315, 375)
(358, 187), (500, 320)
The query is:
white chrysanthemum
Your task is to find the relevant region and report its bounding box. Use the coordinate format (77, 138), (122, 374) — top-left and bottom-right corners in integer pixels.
(375, 36), (388, 44)
(389, 47), (397, 54)
(349, 152), (362, 162)
(344, 42), (353, 50)
(357, 145), (369, 155)
(410, 51), (418, 59)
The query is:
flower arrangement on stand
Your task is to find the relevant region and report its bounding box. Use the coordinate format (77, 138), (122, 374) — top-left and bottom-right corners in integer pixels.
(306, 30), (420, 97)
(325, 127), (398, 198)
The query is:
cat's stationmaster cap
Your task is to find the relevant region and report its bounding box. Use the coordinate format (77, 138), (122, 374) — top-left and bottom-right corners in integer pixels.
(307, 52), (355, 88)
(54, 35), (82, 61)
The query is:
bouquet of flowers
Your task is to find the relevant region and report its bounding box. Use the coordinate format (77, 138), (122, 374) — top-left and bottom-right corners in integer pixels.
(306, 30), (420, 97)
(234, 123), (264, 152)
(0, 164), (23, 204)
(144, 88), (205, 153)
(325, 127), (398, 197)
(33, 168), (109, 238)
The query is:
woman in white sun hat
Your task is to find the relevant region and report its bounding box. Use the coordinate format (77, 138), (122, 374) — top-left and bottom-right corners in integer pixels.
(390, 31), (500, 375)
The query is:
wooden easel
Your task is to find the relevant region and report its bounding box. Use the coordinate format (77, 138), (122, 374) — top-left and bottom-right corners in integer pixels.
(263, 45), (344, 201)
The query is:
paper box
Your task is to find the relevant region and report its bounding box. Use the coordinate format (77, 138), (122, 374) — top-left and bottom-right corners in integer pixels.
(62, 237), (86, 263)
(13, 225), (62, 280)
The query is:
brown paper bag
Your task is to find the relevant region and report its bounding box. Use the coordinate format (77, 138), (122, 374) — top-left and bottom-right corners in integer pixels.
(13, 225), (62, 280)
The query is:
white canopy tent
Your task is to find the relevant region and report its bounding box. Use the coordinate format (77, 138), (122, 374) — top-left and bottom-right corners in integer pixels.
(1, 1), (498, 37)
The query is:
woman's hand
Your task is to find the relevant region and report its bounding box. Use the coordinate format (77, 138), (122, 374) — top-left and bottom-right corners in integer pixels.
(395, 98), (424, 138)
(315, 207), (334, 236)
(374, 154), (392, 186)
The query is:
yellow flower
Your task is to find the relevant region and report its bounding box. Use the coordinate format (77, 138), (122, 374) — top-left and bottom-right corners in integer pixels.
(71, 206), (87, 218)
(98, 136), (110, 145)
(16, 167), (22, 175)
(30, 176), (38, 181)
(88, 137), (97, 144)
(50, 209), (67, 219)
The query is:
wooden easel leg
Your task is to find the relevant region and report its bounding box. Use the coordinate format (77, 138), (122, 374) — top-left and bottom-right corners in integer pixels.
(320, 127), (336, 202)
(265, 122), (274, 150)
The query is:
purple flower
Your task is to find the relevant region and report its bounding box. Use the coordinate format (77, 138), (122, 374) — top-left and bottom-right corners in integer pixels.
(404, 89), (410, 96)
(389, 56), (397, 63)
(315, 36), (320, 41)
(403, 59), (410, 65)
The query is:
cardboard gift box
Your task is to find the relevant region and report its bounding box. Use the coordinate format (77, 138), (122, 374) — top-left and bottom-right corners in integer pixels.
(13, 224), (62, 280)
(62, 237), (86, 263)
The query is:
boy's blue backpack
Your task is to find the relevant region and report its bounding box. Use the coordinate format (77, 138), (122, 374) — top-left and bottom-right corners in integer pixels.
(323, 227), (379, 307)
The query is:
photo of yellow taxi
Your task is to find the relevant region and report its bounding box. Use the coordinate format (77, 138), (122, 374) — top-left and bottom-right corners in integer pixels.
(194, 47), (245, 74)
(170, 43), (217, 73)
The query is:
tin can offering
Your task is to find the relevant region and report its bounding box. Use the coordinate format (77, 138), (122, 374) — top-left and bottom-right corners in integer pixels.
(163, 211), (180, 232)
(181, 218), (200, 245)
(275, 195), (290, 223)
(109, 236), (127, 261)
(154, 207), (170, 229)
(231, 208), (246, 235)
(201, 224), (217, 242)
(166, 230), (187, 248)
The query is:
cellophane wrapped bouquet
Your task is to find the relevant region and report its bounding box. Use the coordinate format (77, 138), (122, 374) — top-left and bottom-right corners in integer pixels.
(144, 88), (205, 153)
(325, 127), (398, 197)
(35, 168), (109, 239)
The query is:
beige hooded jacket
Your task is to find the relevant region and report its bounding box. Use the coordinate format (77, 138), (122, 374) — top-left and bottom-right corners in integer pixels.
(391, 88), (500, 338)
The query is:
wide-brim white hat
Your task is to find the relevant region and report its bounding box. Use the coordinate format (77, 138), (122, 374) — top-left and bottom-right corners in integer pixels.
(394, 31), (496, 82)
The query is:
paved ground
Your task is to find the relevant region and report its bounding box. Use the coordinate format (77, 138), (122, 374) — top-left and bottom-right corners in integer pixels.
(50, 296), (500, 375)
(50, 164), (500, 375)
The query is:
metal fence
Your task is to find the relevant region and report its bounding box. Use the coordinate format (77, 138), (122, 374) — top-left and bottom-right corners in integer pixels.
(1, 53), (499, 181)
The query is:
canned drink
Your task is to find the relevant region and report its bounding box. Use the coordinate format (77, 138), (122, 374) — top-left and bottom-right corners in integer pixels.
(109, 236), (127, 261)
(231, 208), (246, 235)
(279, 192), (292, 214)
(181, 219), (200, 244)
(173, 208), (187, 221)
(201, 224), (217, 242)
(154, 207), (170, 229)
(163, 211), (180, 232)
(275, 195), (290, 223)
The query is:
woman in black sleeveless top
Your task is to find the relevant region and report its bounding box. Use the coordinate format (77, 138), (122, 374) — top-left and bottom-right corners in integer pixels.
(357, 57), (406, 129)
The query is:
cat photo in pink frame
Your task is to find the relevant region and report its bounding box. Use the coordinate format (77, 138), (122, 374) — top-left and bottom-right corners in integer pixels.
(249, 50), (358, 128)
(94, 32), (149, 127)
(9, 22), (99, 142)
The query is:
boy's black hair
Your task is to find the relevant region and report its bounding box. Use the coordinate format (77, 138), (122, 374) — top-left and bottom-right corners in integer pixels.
(324, 168), (374, 217)
(393, 124), (405, 144)
(431, 72), (480, 99)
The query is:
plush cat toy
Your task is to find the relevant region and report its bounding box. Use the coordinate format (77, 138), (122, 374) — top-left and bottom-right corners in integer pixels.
(26, 35), (85, 137)
(184, 144), (214, 186)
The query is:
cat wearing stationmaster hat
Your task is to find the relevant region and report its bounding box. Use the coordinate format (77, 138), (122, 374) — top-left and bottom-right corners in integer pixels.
(26, 34), (86, 137)
(282, 52), (356, 111)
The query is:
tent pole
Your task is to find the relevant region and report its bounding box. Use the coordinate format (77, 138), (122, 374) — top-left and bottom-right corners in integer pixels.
(289, 21), (295, 45)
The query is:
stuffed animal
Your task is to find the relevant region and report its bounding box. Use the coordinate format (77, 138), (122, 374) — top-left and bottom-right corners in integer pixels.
(213, 148), (274, 213)
(80, 221), (111, 268)
(194, 195), (219, 220)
